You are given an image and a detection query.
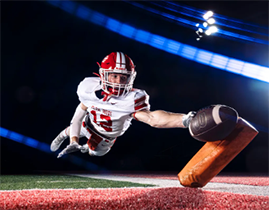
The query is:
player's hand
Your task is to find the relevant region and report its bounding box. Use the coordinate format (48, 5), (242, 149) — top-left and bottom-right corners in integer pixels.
(182, 111), (196, 128)
(57, 141), (82, 158)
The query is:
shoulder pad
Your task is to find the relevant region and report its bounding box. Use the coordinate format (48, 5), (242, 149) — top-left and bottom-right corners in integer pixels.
(134, 89), (150, 111)
(77, 77), (101, 105)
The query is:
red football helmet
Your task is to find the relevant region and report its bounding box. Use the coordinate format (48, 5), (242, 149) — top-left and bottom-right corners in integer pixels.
(98, 52), (137, 97)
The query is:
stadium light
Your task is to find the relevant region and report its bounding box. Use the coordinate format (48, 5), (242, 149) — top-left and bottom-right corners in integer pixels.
(205, 26), (218, 35)
(46, 0), (269, 83)
(203, 22), (208, 27)
(203, 11), (214, 20)
(196, 10), (218, 40)
(207, 18), (216, 24)
(126, 1), (268, 45)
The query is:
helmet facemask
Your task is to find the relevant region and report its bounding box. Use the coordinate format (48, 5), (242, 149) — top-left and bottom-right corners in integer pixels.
(98, 52), (137, 97)
(99, 68), (136, 97)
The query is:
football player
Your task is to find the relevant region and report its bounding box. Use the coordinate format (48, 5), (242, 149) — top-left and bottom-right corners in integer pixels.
(50, 52), (196, 158)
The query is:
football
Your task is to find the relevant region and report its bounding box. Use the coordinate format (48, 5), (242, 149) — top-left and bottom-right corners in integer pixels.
(189, 105), (238, 142)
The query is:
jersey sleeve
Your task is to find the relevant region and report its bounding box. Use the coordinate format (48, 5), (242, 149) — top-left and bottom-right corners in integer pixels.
(76, 77), (100, 107)
(134, 89), (150, 112)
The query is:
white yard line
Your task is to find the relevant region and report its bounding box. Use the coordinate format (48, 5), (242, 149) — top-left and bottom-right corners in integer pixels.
(72, 174), (269, 197)
(36, 180), (88, 183)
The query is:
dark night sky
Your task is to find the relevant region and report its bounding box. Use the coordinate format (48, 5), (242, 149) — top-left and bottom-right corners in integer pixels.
(1, 1), (268, 174)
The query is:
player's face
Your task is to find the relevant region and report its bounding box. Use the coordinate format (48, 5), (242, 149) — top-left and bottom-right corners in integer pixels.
(108, 73), (128, 84)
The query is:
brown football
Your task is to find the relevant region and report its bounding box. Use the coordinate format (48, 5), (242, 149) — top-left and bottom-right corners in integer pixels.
(189, 105), (238, 142)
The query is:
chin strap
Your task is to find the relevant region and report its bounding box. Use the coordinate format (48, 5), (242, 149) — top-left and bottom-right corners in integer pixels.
(101, 91), (111, 101)
(93, 72), (100, 77)
(93, 71), (109, 101)
(102, 87), (119, 101)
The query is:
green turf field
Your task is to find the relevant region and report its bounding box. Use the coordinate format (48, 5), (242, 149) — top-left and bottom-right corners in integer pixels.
(0, 175), (154, 190)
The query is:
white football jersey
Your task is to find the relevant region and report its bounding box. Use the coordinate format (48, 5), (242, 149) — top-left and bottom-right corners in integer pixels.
(77, 77), (150, 138)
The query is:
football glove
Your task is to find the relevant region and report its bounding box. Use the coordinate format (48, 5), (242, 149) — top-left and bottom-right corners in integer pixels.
(57, 141), (82, 158)
(182, 111), (196, 128)
(80, 144), (89, 153)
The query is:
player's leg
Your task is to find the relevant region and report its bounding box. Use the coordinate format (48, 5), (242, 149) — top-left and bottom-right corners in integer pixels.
(80, 122), (116, 156)
(87, 132), (116, 156)
(88, 148), (111, 156)
(50, 127), (70, 152)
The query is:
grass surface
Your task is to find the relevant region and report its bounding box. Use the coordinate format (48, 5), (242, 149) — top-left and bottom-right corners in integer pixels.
(0, 175), (154, 190)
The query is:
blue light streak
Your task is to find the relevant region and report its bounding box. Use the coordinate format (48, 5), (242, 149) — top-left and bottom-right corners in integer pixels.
(4, 2), (268, 169)
(76, 5), (92, 20)
(1, 127), (51, 152)
(126, 1), (268, 45)
(46, 1), (269, 83)
(152, 0), (269, 33)
(0, 127), (106, 171)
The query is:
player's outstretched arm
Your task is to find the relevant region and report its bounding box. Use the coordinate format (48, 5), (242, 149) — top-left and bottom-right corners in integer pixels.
(133, 110), (195, 128)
